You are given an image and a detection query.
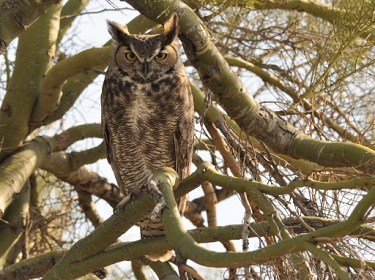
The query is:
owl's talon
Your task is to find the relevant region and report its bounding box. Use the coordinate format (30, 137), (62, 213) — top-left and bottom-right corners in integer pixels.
(114, 194), (132, 214)
(148, 178), (166, 221)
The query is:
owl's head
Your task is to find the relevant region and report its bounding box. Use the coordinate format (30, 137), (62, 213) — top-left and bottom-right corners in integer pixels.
(107, 15), (182, 82)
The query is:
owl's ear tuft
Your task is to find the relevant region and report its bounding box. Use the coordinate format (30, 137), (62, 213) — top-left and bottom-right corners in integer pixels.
(162, 14), (179, 45)
(107, 20), (130, 44)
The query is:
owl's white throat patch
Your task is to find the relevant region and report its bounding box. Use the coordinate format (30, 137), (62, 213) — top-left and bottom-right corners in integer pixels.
(128, 92), (148, 122)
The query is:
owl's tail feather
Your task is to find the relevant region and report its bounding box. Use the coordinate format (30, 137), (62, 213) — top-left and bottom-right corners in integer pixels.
(140, 214), (173, 262)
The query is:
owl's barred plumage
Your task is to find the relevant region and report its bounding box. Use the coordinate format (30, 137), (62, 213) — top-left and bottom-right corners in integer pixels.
(101, 15), (194, 261)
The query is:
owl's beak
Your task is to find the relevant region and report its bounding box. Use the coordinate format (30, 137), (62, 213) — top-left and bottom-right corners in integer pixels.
(141, 62), (149, 78)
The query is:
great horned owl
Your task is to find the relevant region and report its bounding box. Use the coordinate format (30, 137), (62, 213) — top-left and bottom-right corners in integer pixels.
(101, 15), (194, 261)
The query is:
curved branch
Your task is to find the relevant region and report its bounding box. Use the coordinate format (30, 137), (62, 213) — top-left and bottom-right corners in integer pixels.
(252, 0), (375, 39)
(77, 190), (103, 228)
(0, 0), (60, 53)
(41, 141), (106, 174)
(57, 0), (90, 45)
(30, 47), (113, 125)
(3, 215), (375, 279)
(0, 4), (61, 162)
(123, 0), (375, 174)
(34, 14), (159, 128)
(52, 123), (102, 152)
(0, 137), (55, 218)
(0, 181), (30, 260)
(41, 168), (179, 280)
(304, 242), (349, 280)
(0, 125), (104, 218)
(164, 163), (375, 270)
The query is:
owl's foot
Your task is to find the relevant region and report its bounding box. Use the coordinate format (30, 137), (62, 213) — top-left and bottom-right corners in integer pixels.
(147, 177), (166, 221)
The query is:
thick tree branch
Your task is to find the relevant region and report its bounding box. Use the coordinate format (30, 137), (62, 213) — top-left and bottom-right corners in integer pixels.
(0, 250), (66, 279)
(0, 181), (30, 260)
(3, 215), (374, 279)
(29, 47), (112, 126)
(121, 0), (375, 174)
(0, 4), (61, 162)
(41, 177), (168, 279)
(0, 0), (61, 54)
(53, 123), (102, 152)
(36, 14), (159, 128)
(189, 81), (320, 175)
(57, 0), (90, 45)
(0, 124), (104, 218)
(149, 262), (179, 280)
(0, 137), (55, 218)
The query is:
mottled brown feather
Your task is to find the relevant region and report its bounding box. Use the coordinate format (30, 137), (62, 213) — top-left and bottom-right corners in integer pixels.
(101, 15), (194, 262)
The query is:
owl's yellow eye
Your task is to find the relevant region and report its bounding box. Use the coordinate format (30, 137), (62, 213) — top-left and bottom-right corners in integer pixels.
(125, 52), (137, 61)
(155, 52), (167, 61)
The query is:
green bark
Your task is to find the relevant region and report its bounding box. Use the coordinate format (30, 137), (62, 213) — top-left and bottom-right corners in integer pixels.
(290, 135), (375, 171)
(34, 14), (158, 129)
(0, 137), (55, 218)
(51, 123), (102, 152)
(122, 0), (375, 174)
(0, 3), (61, 162)
(0, 124), (103, 218)
(40, 142), (106, 175)
(304, 242), (349, 280)
(3, 214), (374, 279)
(29, 47), (113, 126)
(0, 181), (29, 261)
(167, 164), (375, 268)
(332, 253), (375, 271)
(57, 0), (90, 45)
(41, 189), (157, 280)
(0, 0), (60, 53)
(149, 262), (179, 280)
(0, 250), (66, 279)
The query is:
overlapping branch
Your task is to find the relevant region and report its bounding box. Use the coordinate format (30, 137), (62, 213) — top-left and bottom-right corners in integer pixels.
(3, 163), (375, 278)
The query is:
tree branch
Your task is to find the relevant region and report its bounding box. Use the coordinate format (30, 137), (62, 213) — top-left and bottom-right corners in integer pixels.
(0, 137), (55, 218)
(122, 0), (375, 173)
(0, 0), (60, 53)
(0, 3), (62, 162)
(0, 181), (30, 260)
(2, 214), (375, 279)
(304, 242), (349, 280)
(0, 124), (104, 218)
(29, 47), (112, 126)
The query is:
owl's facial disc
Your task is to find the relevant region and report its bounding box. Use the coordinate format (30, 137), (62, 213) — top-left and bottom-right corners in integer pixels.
(115, 42), (177, 82)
